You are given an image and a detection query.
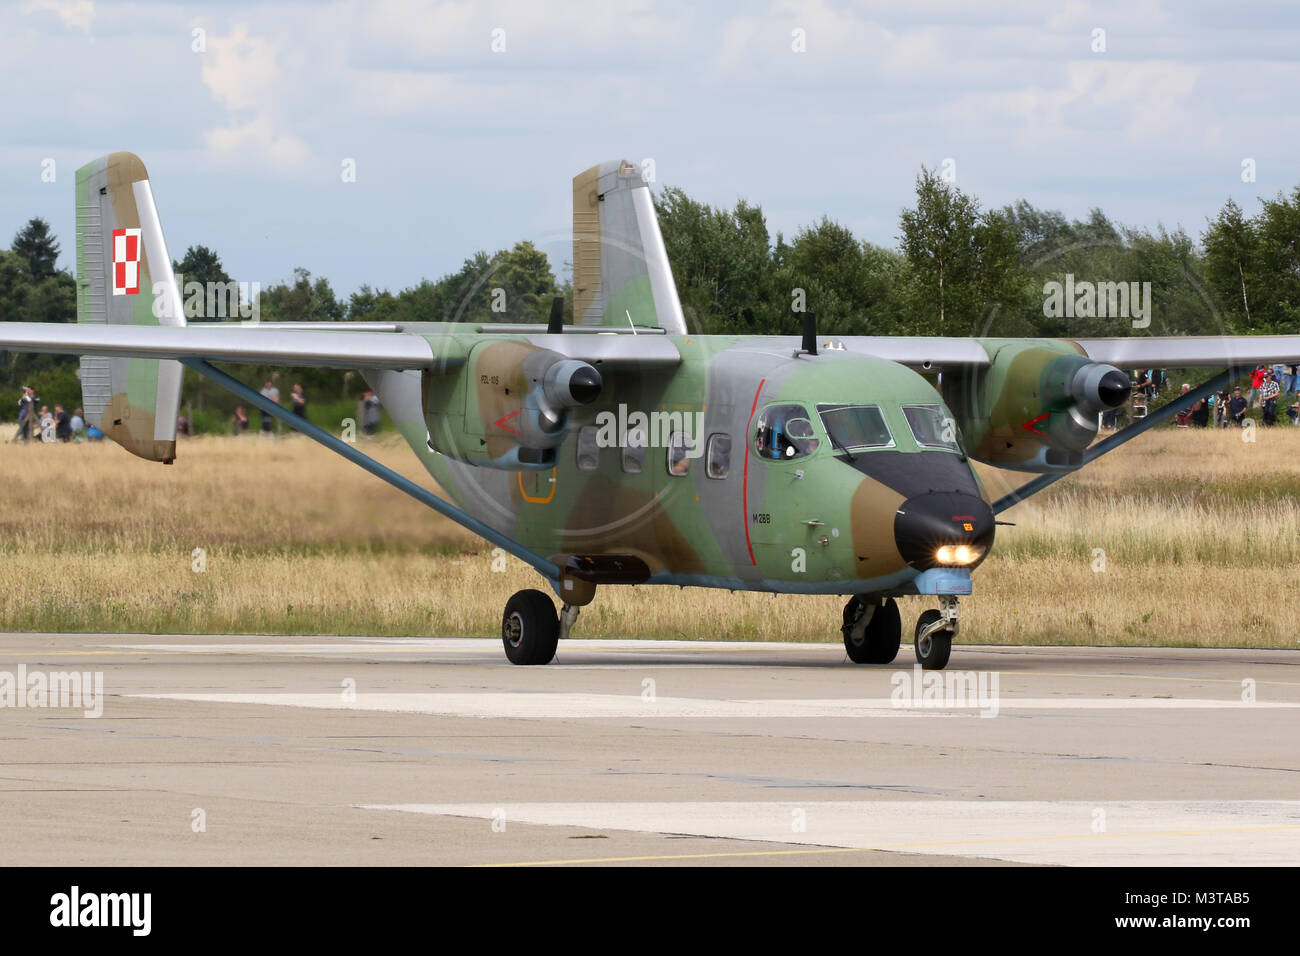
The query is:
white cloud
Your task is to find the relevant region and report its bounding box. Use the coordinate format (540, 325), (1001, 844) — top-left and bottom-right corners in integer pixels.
(21, 0), (94, 33)
(982, 60), (1201, 138)
(204, 116), (311, 170)
(199, 21), (312, 172)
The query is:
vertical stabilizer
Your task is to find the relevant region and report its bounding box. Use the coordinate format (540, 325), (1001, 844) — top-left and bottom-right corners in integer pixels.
(76, 152), (185, 462)
(572, 160), (686, 334)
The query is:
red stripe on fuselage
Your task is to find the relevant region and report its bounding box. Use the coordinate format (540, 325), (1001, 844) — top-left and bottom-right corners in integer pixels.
(742, 378), (765, 566)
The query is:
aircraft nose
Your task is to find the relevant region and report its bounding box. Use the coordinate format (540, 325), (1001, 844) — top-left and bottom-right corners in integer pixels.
(894, 492), (995, 570)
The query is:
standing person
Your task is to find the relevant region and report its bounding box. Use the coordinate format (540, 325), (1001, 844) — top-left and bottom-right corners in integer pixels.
(1286, 363), (1300, 397)
(1261, 372), (1281, 426)
(291, 383), (307, 420)
(38, 405), (55, 442)
(259, 378), (280, 435)
(1229, 387), (1249, 427)
(1191, 397), (1210, 427)
(1174, 384), (1193, 427)
(1213, 390), (1231, 427)
(70, 408), (84, 439)
(360, 389), (381, 435)
(1248, 365), (1267, 407)
(232, 406), (249, 434)
(13, 386), (35, 442)
(54, 404), (71, 442)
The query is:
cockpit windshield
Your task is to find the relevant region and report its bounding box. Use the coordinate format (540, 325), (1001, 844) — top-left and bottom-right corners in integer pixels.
(817, 404), (894, 452)
(902, 404), (960, 451)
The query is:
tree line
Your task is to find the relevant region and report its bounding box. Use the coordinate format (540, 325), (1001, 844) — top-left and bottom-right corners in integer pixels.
(3, 171), (1299, 428)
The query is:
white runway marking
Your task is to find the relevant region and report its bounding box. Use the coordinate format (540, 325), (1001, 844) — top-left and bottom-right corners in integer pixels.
(360, 800), (1300, 866)
(125, 691), (1299, 719)
(101, 638), (831, 654)
(129, 692), (957, 718)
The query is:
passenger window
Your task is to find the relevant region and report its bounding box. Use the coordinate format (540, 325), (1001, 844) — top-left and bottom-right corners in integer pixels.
(576, 425), (600, 471)
(666, 431), (693, 476)
(621, 426), (647, 474)
(706, 433), (731, 479)
(753, 404), (819, 461)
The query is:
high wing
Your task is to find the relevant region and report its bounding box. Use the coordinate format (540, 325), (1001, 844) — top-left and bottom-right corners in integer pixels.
(818, 336), (992, 368)
(1072, 336), (1300, 368)
(0, 322), (682, 369)
(827, 335), (1300, 371)
(0, 322), (436, 369)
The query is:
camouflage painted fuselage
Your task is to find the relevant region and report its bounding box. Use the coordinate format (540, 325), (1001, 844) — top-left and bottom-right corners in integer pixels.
(376, 330), (996, 597)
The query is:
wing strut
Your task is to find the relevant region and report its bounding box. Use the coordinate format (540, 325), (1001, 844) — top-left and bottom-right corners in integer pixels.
(991, 367), (1243, 515)
(181, 359), (561, 582)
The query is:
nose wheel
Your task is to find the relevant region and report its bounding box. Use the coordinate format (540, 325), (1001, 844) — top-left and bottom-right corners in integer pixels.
(841, 596), (901, 664)
(914, 596), (958, 670)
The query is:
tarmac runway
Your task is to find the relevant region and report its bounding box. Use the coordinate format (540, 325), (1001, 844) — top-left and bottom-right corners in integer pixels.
(1, 632), (1298, 866)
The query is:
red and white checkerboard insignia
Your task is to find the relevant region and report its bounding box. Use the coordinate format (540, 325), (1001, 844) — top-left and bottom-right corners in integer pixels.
(111, 227), (142, 296)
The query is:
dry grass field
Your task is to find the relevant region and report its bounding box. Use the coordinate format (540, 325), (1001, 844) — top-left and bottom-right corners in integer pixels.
(2, 426), (1299, 648)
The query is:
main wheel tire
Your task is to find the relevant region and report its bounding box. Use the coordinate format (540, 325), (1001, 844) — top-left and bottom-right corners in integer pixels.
(842, 596), (901, 664)
(914, 609), (953, 670)
(502, 589), (559, 665)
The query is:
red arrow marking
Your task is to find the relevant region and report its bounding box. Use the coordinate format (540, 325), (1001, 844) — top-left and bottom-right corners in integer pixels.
(493, 410), (522, 435)
(1020, 412), (1049, 437)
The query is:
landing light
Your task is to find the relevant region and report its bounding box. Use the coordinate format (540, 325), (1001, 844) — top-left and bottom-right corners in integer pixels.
(935, 544), (980, 566)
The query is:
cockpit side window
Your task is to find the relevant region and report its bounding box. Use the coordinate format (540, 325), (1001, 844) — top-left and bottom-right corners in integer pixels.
(902, 404), (960, 451)
(753, 404), (820, 461)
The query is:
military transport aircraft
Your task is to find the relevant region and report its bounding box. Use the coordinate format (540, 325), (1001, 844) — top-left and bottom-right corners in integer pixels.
(1, 154), (1295, 669)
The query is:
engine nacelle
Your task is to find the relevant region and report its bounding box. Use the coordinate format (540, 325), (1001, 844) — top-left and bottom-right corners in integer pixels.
(942, 341), (1130, 473)
(424, 340), (602, 470)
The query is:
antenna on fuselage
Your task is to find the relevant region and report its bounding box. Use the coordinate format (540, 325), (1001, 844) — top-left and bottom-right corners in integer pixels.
(547, 296), (564, 334)
(797, 311), (817, 357)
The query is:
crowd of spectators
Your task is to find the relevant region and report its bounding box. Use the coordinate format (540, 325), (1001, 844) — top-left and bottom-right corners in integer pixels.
(1167, 363), (1300, 429)
(9, 376), (383, 443)
(7, 385), (98, 443)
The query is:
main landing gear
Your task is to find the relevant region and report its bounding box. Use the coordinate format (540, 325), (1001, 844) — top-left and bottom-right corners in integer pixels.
(501, 589), (581, 665)
(842, 594), (960, 670)
(502, 589), (560, 665)
(841, 596), (901, 664)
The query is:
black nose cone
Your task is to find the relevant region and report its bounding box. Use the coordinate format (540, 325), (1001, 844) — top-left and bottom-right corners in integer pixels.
(568, 365), (603, 405)
(894, 492), (995, 570)
(1098, 370), (1132, 409)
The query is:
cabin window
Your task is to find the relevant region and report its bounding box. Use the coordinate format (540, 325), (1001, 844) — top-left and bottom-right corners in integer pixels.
(706, 433), (731, 479)
(666, 431), (694, 476)
(621, 426), (647, 474)
(576, 425), (601, 471)
(902, 404), (959, 451)
(817, 404), (894, 452)
(753, 404), (819, 461)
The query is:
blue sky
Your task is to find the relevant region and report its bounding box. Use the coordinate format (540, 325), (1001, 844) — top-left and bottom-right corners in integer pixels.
(3, 0), (1299, 297)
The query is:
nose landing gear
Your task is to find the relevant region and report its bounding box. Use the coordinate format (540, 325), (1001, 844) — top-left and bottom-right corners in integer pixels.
(914, 595), (959, 670)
